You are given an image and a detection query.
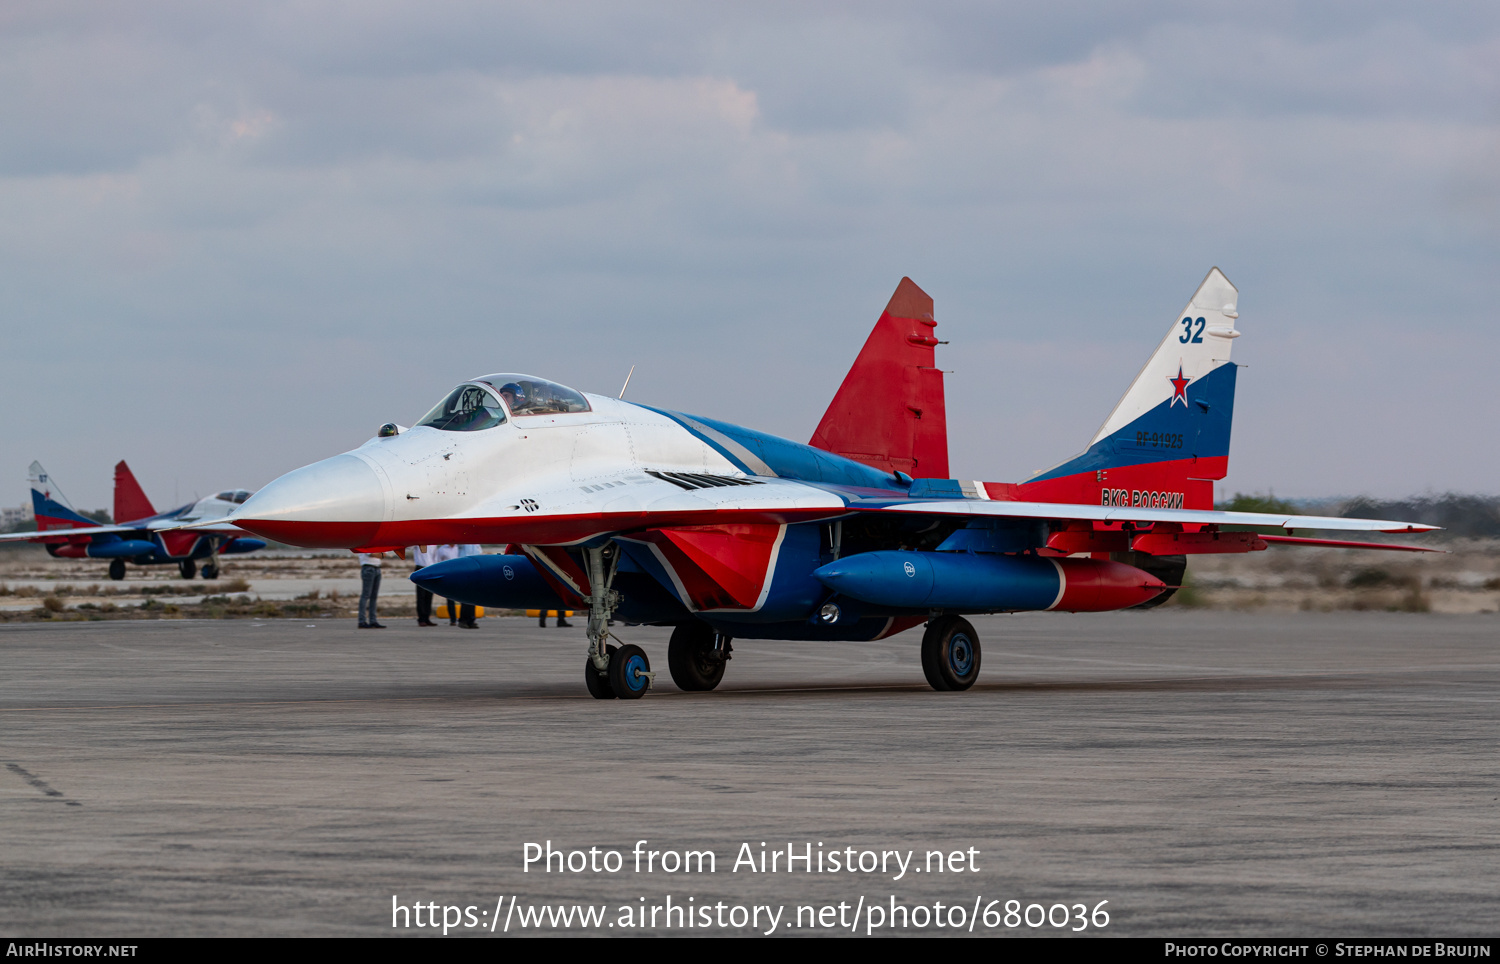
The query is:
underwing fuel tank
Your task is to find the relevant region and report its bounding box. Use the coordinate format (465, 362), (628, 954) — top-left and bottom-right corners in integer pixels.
(413, 553), (693, 624)
(410, 554), (568, 612)
(85, 540), (158, 559)
(813, 551), (1166, 613)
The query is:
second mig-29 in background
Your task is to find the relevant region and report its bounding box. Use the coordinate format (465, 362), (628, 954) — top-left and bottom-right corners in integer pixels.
(208, 268), (1437, 698)
(1, 460), (267, 580)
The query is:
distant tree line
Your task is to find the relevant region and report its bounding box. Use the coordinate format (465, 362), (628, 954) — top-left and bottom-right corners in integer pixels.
(1217, 492), (1500, 539)
(1217, 493), (1301, 516)
(1338, 494), (1500, 538)
(1, 509), (109, 535)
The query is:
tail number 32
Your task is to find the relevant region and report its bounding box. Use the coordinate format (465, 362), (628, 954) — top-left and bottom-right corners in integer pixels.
(1179, 317), (1205, 344)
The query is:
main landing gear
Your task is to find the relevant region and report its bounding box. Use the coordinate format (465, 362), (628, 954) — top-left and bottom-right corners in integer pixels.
(581, 543), (656, 700)
(667, 621), (732, 691)
(179, 559), (197, 580)
(921, 615), (981, 691)
(108, 559), (126, 581)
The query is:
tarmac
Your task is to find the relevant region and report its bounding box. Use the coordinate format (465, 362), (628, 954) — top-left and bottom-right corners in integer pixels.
(1, 611), (1496, 937)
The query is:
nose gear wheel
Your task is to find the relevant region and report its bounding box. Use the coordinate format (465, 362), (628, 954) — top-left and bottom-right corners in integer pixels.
(608, 644), (653, 699)
(585, 644), (620, 700)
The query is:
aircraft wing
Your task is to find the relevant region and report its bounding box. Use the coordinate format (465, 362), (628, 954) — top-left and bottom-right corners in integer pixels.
(143, 518), (247, 534)
(854, 495), (1436, 534)
(0, 524), (148, 543)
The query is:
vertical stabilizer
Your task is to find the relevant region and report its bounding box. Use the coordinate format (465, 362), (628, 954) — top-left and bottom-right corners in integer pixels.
(28, 461), (96, 531)
(810, 277), (949, 478)
(114, 461), (157, 524)
(1017, 268), (1241, 509)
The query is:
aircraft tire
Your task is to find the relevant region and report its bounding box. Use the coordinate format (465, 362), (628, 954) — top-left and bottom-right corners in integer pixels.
(921, 615), (981, 692)
(608, 643), (652, 700)
(202, 564), (219, 581)
(667, 622), (726, 692)
(179, 559), (197, 580)
(585, 644), (619, 700)
(108, 559), (126, 581)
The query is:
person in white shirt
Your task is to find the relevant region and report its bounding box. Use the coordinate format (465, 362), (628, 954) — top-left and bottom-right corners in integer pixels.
(431, 545), (462, 625)
(411, 545), (438, 626)
(357, 552), (386, 629)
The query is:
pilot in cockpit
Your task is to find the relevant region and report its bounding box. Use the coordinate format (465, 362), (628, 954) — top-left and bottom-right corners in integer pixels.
(497, 382), (526, 412)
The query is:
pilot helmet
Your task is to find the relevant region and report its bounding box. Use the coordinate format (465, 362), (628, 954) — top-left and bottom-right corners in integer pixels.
(499, 382), (526, 410)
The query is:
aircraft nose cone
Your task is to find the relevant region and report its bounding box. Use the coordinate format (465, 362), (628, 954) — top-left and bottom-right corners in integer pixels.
(234, 454), (387, 548)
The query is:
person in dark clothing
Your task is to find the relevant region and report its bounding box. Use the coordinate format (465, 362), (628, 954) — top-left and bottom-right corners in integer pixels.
(412, 545), (438, 626)
(454, 545), (483, 628)
(357, 552), (386, 628)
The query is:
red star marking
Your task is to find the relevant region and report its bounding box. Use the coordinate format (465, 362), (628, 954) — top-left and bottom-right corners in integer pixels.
(1168, 365), (1190, 407)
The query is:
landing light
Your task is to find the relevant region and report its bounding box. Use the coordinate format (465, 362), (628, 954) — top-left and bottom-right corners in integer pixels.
(818, 603), (841, 624)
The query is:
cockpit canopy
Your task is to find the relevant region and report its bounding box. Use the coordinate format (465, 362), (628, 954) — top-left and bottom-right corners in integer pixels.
(417, 384), (509, 432)
(475, 374), (591, 417)
(416, 375), (590, 432)
(215, 489), (253, 504)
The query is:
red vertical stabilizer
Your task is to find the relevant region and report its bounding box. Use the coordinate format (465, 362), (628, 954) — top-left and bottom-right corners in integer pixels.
(113, 461), (157, 524)
(810, 278), (949, 478)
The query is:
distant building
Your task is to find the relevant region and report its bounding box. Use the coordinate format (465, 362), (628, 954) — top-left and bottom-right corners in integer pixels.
(1, 505), (33, 529)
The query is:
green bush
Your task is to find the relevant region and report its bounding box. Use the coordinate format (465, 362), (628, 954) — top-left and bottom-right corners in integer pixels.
(1217, 493), (1302, 515)
(1347, 567), (1392, 589)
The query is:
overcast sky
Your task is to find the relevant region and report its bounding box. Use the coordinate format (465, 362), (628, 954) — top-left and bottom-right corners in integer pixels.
(2, 1), (1496, 510)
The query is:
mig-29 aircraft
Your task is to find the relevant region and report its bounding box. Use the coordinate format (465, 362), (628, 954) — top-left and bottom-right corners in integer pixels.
(211, 269), (1435, 698)
(0, 460), (267, 580)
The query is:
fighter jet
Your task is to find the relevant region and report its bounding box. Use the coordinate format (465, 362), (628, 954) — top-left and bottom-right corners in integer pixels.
(215, 270), (1436, 697)
(0, 460), (266, 580)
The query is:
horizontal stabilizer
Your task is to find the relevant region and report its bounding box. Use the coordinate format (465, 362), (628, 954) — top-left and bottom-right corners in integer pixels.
(1258, 535), (1444, 553)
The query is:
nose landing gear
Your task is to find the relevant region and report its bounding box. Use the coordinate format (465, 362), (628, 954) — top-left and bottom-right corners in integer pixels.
(580, 543), (654, 700)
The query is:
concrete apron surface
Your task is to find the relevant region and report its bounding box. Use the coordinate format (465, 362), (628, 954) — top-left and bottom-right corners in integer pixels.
(0, 610), (1496, 937)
